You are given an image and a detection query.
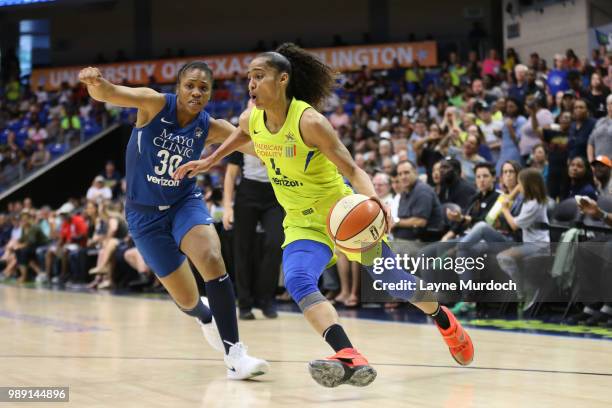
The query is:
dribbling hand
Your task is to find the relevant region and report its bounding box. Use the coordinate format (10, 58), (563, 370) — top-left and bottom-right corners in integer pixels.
(78, 67), (103, 87)
(173, 157), (215, 181)
(370, 196), (393, 234)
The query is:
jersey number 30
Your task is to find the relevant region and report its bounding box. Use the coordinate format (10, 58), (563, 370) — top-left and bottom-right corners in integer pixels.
(154, 149), (183, 177)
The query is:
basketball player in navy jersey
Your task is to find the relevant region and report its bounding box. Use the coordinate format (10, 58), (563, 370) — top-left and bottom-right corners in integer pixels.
(78, 62), (269, 380)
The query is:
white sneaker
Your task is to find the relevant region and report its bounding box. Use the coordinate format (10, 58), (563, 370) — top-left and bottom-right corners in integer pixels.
(197, 297), (225, 353)
(224, 342), (269, 380)
(35, 274), (48, 284)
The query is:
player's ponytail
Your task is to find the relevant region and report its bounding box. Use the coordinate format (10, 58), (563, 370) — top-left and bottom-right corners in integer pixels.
(261, 43), (337, 111)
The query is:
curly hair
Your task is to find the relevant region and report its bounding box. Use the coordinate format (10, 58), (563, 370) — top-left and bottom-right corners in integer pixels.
(258, 43), (337, 110)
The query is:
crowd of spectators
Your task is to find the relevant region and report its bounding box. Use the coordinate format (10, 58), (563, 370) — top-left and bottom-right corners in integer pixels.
(0, 77), (134, 191)
(1, 44), (612, 326)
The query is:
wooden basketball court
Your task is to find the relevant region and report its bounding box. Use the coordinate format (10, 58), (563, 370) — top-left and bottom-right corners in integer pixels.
(1, 284), (611, 407)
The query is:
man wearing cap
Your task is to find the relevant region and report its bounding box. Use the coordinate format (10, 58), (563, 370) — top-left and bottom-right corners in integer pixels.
(561, 90), (577, 113)
(86, 175), (113, 203)
(591, 155), (612, 196)
(44, 203), (88, 284)
(475, 101), (503, 162)
(587, 94), (612, 162)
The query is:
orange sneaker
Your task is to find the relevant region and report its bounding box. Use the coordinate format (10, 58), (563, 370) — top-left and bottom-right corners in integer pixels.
(308, 348), (377, 388)
(435, 306), (474, 365)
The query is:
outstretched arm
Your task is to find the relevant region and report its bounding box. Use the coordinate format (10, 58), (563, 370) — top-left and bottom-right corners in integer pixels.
(206, 117), (256, 157)
(173, 108), (254, 180)
(78, 66), (165, 126)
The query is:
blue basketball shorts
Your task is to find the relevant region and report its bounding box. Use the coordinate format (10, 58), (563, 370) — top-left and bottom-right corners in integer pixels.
(282, 239), (333, 304)
(125, 193), (214, 278)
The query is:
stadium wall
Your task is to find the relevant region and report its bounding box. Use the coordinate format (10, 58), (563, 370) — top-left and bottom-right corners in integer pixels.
(0, 0), (494, 67)
(590, 0), (612, 28)
(503, 0), (590, 63)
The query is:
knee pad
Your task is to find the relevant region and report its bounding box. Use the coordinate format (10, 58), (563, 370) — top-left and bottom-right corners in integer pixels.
(282, 240), (333, 311)
(284, 266), (318, 302)
(285, 268), (327, 313)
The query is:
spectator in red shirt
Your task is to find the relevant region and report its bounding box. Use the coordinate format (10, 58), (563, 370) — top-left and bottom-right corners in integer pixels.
(482, 49), (501, 77)
(44, 203), (89, 284)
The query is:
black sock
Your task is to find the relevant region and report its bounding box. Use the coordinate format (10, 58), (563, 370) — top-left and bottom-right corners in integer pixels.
(205, 274), (239, 354)
(323, 324), (353, 352)
(430, 305), (451, 330)
(179, 298), (213, 324)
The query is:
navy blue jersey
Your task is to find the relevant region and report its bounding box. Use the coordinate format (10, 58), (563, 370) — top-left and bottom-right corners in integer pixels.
(126, 93), (210, 206)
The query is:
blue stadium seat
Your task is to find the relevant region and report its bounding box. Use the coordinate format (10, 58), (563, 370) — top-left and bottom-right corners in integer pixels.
(233, 101), (244, 112)
(218, 100), (232, 110)
(205, 102), (218, 116)
(8, 121), (21, 132)
(390, 82), (401, 96)
(423, 71), (441, 87)
(38, 110), (49, 126)
(216, 100), (233, 117)
(334, 88), (346, 99)
(343, 102), (356, 115)
(48, 143), (69, 158)
(407, 82), (418, 94)
(375, 100), (388, 111)
(119, 108), (137, 124)
(83, 120), (102, 139)
(0, 129), (9, 145)
(16, 129), (29, 147)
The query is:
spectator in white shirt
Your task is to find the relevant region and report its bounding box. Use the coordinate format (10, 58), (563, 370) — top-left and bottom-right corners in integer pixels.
(86, 176), (112, 203)
(519, 93), (553, 162)
(497, 168), (550, 303)
(475, 101), (503, 162)
(587, 94), (612, 162)
(35, 86), (48, 104)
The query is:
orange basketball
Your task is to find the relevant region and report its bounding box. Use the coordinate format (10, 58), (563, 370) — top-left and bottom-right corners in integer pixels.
(326, 194), (387, 253)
